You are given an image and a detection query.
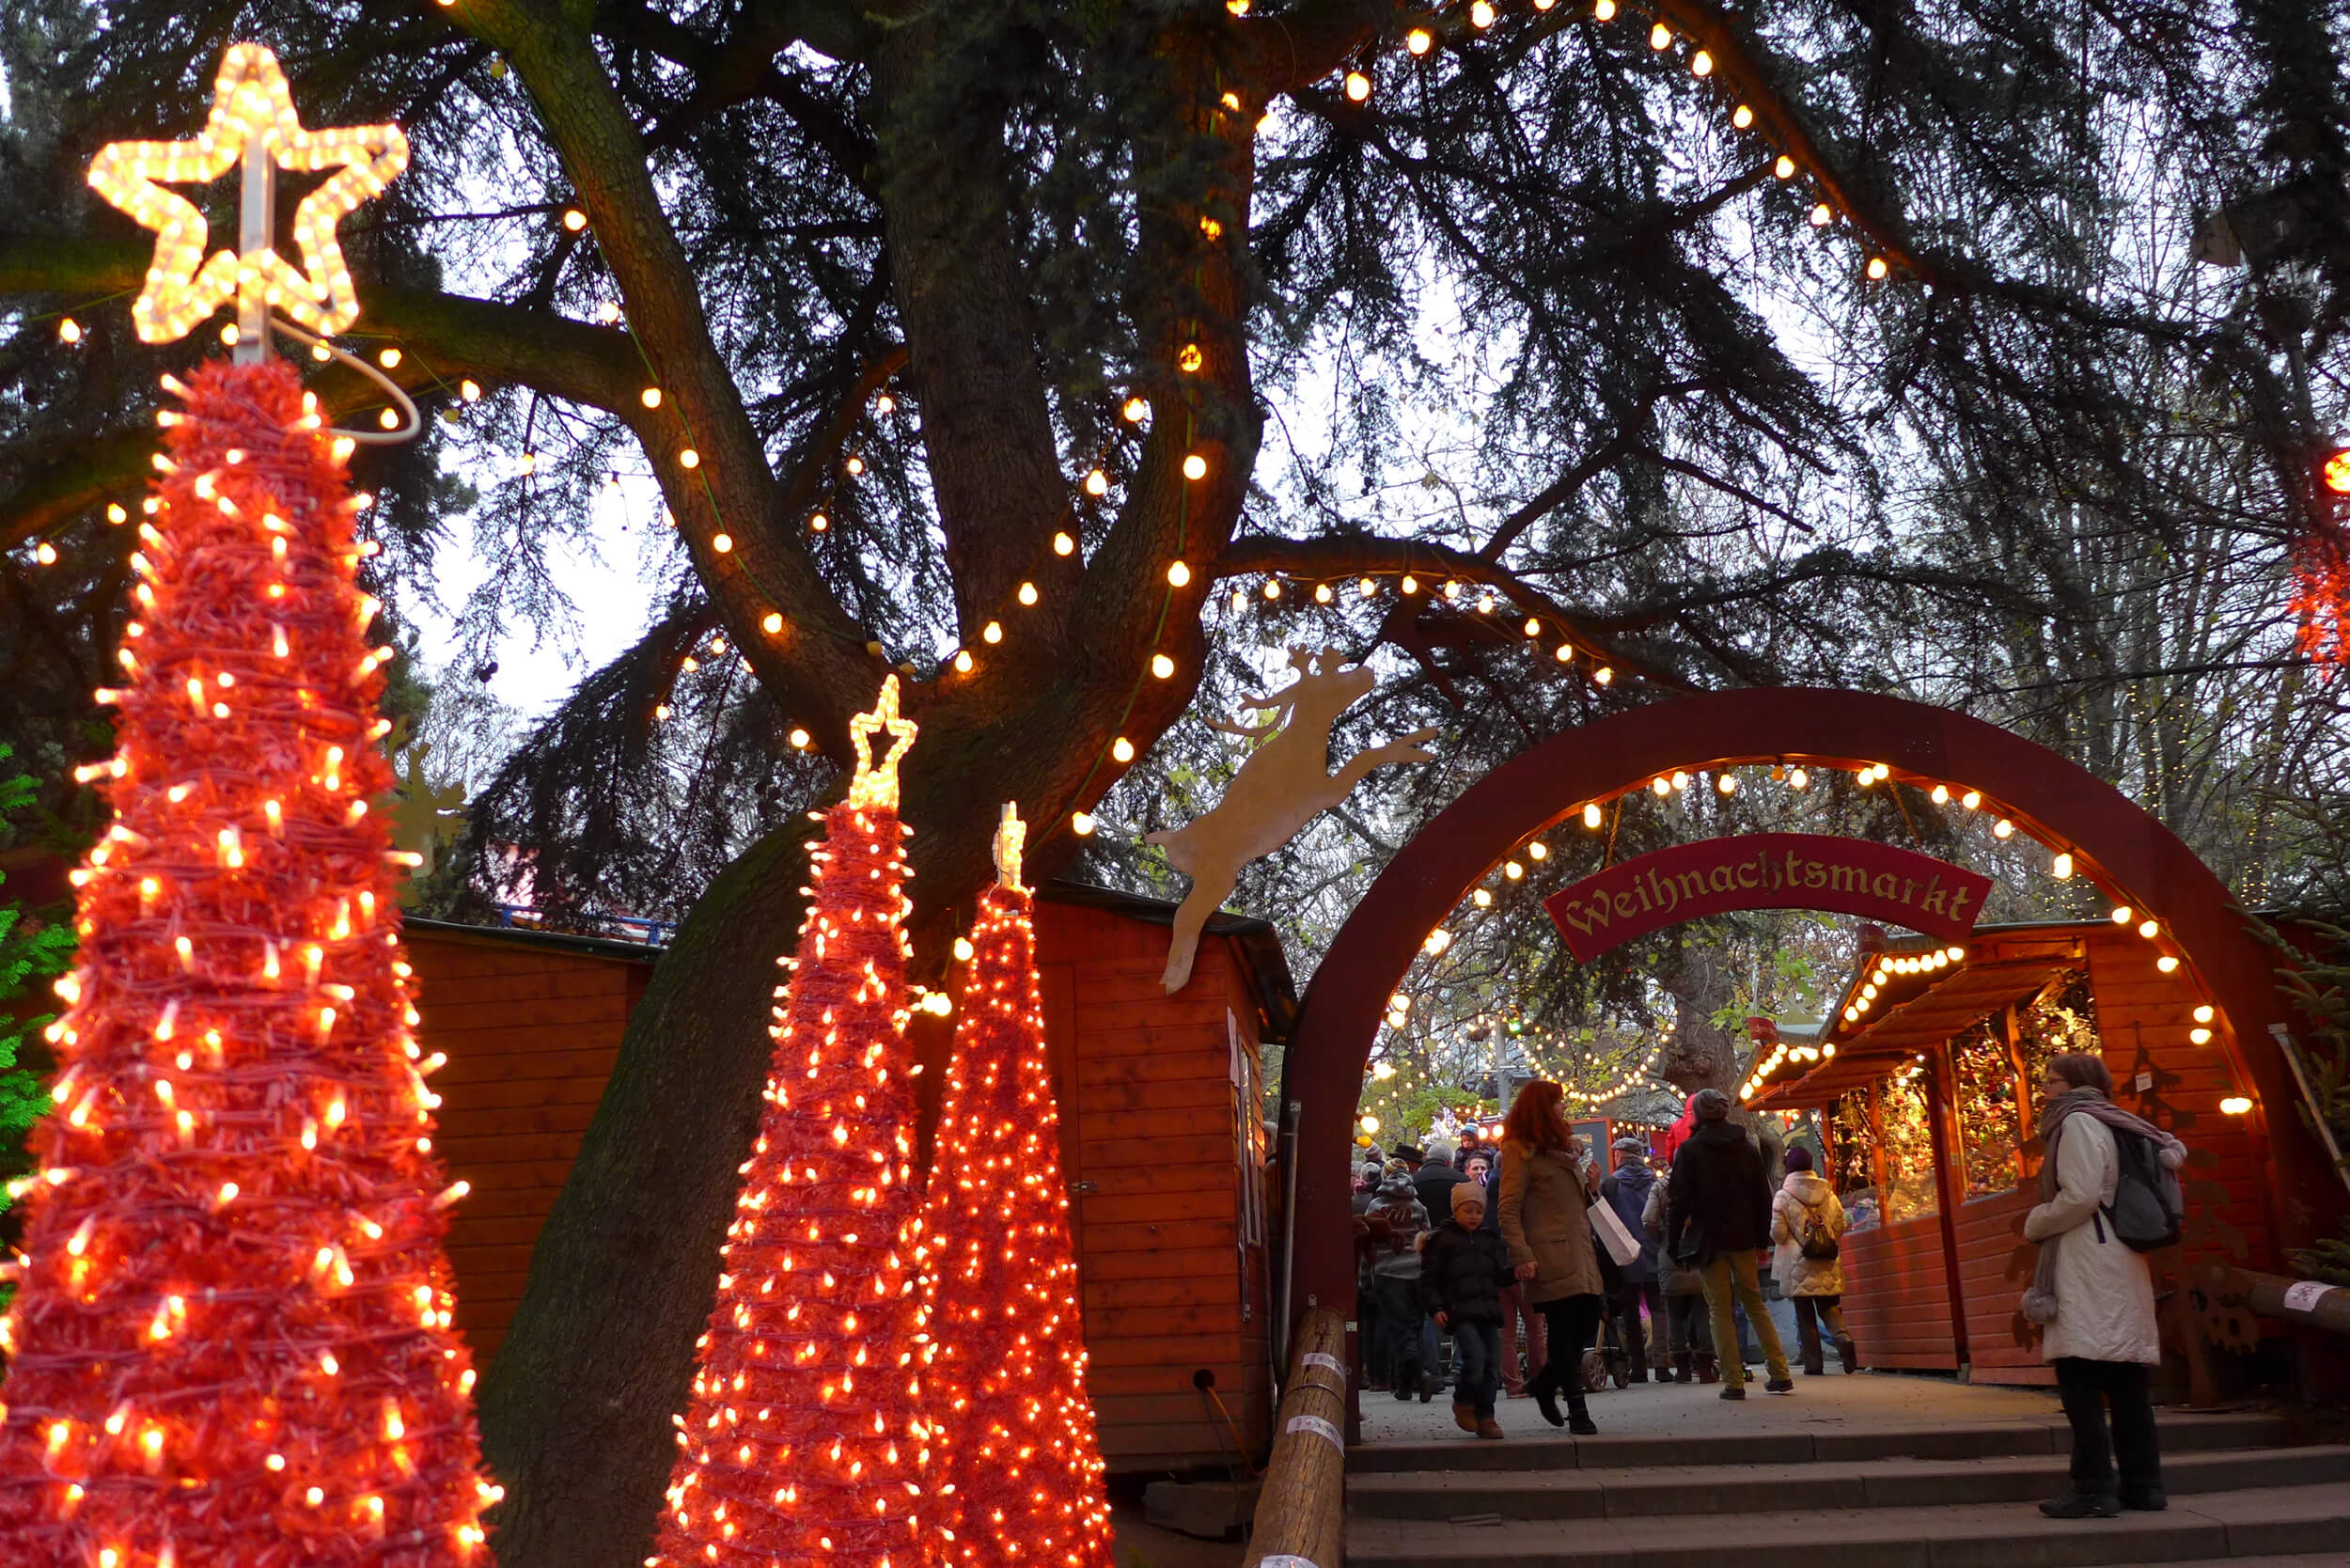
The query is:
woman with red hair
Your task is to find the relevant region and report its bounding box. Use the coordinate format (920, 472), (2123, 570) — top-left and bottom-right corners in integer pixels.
(1496, 1080), (1606, 1433)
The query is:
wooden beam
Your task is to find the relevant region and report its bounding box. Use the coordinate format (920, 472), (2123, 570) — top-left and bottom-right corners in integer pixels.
(1924, 1047), (1974, 1372)
(1243, 1307), (1347, 1568)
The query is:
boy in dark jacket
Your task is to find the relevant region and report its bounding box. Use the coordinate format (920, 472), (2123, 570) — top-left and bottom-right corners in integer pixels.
(1666, 1089), (1793, 1399)
(1419, 1182), (1515, 1438)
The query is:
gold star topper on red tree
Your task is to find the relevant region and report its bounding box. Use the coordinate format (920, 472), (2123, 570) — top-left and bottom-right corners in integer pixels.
(845, 674), (918, 810)
(86, 42), (407, 347)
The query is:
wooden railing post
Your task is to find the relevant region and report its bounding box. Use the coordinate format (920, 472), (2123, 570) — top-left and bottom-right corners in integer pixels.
(1242, 1305), (1349, 1568)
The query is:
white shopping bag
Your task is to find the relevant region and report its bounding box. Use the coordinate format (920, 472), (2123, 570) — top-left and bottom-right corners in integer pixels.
(1589, 1195), (1642, 1268)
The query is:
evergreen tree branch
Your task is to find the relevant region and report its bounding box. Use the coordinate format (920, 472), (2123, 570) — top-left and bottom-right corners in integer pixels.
(455, 0), (883, 745)
(0, 429), (154, 553)
(1213, 530), (1689, 689)
(1649, 0), (1936, 285)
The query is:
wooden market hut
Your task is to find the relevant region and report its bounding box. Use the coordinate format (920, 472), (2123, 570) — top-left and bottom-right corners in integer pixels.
(1747, 917), (2310, 1390)
(408, 881), (1296, 1475)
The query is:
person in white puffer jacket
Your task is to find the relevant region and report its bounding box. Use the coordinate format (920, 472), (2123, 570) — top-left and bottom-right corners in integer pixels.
(1769, 1147), (1858, 1375)
(2023, 1052), (2187, 1520)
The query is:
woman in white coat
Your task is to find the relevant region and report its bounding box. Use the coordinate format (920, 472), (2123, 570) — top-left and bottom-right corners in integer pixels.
(2022, 1053), (2186, 1519)
(1769, 1146), (1858, 1375)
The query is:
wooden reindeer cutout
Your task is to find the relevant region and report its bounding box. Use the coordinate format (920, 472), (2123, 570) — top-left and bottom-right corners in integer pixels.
(1146, 648), (1438, 993)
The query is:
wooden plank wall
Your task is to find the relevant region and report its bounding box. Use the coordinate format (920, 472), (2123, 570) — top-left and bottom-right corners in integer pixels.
(1033, 900), (1272, 1474)
(1952, 1186), (2051, 1386)
(406, 928), (650, 1362)
(415, 903), (1273, 1475)
(1836, 1215), (1956, 1371)
(2080, 927), (2274, 1275)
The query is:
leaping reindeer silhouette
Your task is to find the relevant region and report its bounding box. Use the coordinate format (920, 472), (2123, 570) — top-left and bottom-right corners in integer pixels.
(1146, 648), (1438, 994)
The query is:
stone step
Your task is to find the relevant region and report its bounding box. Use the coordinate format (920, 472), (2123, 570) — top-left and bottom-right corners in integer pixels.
(1348, 1444), (2350, 1521)
(1345, 1481), (2350, 1568)
(1344, 1410), (2295, 1473)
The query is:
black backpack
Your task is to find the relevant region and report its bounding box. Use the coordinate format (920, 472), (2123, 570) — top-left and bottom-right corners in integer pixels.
(2101, 1125), (2185, 1253)
(1797, 1200), (1841, 1262)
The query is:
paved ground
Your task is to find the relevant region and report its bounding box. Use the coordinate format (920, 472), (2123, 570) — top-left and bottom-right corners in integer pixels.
(1357, 1367), (2064, 1447)
(1110, 1500), (1246, 1568)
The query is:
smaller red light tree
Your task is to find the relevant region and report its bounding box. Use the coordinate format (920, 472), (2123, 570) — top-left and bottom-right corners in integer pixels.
(921, 806), (1114, 1568)
(652, 677), (934, 1568)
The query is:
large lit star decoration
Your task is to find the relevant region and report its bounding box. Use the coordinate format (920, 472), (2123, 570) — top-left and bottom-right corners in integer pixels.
(86, 42), (407, 344)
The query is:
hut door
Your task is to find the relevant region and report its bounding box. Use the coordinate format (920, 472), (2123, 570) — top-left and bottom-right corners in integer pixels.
(1230, 1011), (1267, 1325)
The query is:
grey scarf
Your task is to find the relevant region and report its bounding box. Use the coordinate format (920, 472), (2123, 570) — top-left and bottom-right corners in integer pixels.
(2021, 1087), (2186, 1325)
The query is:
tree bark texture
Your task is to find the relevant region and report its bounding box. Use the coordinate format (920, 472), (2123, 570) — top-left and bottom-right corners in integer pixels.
(1660, 941), (1740, 1099)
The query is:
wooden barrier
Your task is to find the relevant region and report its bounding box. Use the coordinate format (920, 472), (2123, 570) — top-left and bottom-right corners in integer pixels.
(2200, 1262), (2350, 1336)
(1242, 1307), (1348, 1568)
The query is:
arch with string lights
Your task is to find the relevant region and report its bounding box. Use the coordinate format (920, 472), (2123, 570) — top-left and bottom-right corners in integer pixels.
(1280, 685), (2332, 1349)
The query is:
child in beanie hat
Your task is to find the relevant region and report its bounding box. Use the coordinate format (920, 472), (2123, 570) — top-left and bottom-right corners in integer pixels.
(1418, 1180), (1516, 1439)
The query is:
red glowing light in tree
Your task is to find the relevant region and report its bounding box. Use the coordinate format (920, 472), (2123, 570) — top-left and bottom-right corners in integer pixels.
(652, 677), (934, 1568)
(0, 358), (495, 1567)
(921, 806), (1114, 1568)
(2296, 443), (2350, 666)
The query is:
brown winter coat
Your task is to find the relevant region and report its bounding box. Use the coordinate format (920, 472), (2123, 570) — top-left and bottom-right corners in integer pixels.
(1497, 1137), (1605, 1305)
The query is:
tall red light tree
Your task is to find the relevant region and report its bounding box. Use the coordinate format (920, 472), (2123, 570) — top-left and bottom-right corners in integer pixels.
(0, 353), (497, 1566)
(0, 45), (494, 1565)
(921, 806), (1113, 1568)
(651, 677), (935, 1568)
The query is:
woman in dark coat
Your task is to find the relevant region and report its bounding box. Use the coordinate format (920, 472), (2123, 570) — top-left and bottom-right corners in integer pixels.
(1496, 1080), (1606, 1434)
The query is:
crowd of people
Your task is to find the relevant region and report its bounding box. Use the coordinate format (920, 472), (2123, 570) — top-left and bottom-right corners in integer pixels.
(1353, 1056), (2181, 1519)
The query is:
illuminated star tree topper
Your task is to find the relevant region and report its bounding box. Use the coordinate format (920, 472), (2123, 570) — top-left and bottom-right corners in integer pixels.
(85, 42), (407, 353)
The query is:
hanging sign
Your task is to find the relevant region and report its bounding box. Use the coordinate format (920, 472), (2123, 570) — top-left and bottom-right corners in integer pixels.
(1543, 833), (1993, 961)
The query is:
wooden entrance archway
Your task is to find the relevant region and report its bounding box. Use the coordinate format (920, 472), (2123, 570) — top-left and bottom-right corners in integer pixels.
(1280, 687), (2325, 1330)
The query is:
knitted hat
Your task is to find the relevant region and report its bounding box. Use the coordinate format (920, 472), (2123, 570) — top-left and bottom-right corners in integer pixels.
(1449, 1183), (1484, 1218)
(1423, 1138), (1457, 1165)
(1783, 1145), (1815, 1173)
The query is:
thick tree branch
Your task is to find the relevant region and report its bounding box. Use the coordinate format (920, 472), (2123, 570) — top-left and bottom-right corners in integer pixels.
(1650, 0), (1939, 286)
(1240, 0), (1395, 94)
(1212, 531), (1692, 691)
(869, 20), (1073, 634)
(0, 233), (650, 413)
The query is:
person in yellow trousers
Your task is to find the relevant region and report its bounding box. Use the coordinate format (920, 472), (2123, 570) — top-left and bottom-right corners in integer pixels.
(1665, 1089), (1794, 1399)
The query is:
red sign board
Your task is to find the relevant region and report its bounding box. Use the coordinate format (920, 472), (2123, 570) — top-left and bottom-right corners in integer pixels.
(1543, 833), (1993, 962)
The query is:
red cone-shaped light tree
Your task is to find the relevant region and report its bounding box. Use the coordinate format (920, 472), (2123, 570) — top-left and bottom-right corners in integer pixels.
(652, 677), (935, 1568)
(922, 806), (1113, 1568)
(0, 354), (496, 1567)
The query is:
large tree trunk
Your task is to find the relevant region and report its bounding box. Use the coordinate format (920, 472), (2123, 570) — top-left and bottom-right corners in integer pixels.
(1659, 940), (1740, 1100)
(471, 22), (1261, 1566)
